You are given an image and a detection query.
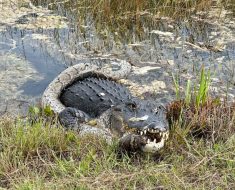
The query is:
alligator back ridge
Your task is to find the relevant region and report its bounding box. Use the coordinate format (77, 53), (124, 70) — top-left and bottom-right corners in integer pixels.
(41, 58), (132, 113)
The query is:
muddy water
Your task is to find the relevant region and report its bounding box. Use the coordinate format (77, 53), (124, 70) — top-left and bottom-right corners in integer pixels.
(0, 0), (234, 116)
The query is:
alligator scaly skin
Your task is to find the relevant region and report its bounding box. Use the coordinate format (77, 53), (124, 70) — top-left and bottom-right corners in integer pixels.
(41, 58), (131, 113)
(41, 58), (169, 153)
(60, 77), (133, 117)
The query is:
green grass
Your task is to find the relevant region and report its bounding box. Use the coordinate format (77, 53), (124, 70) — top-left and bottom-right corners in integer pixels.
(0, 107), (235, 189)
(195, 67), (211, 108)
(172, 67), (211, 109)
(172, 72), (180, 101)
(185, 79), (191, 106)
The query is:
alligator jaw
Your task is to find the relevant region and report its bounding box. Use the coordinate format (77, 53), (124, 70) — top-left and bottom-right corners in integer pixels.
(141, 135), (166, 153)
(137, 129), (169, 153)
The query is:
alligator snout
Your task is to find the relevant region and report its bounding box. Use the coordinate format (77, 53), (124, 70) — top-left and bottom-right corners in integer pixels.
(128, 117), (168, 131)
(143, 121), (167, 131)
(137, 127), (169, 153)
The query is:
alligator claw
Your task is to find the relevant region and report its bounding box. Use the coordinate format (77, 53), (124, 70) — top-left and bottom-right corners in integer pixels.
(59, 107), (90, 130)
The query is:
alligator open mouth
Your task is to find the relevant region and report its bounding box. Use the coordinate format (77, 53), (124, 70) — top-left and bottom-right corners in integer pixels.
(137, 128), (169, 153)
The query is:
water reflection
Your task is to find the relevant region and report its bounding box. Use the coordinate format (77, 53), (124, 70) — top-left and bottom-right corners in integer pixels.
(0, 26), (69, 116)
(1, 27), (66, 94)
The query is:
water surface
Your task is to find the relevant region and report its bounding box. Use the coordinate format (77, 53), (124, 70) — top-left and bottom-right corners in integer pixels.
(0, 0), (234, 115)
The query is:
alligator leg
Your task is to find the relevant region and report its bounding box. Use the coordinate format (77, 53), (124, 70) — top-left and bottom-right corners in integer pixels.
(58, 107), (91, 130)
(59, 107), (113, 143)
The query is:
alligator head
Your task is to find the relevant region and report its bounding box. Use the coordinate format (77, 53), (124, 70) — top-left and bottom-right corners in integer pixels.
(106, 99), (169, 153)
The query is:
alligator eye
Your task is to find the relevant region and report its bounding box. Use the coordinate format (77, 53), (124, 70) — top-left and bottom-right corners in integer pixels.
(158, 105), (166, 111)
(126, 102), (137, 110)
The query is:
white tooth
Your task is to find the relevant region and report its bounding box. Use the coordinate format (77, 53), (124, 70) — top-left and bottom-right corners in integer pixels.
(164, 132), (169, 140)
(160, 132), (162, 137)
(141, 137), (165, 153)
(140, 131), (143, 135)
(155, 138), (165, 149)
(144, 130), (147, 134)
(153, 139), (156, 143)
(147, 139), (150, 143)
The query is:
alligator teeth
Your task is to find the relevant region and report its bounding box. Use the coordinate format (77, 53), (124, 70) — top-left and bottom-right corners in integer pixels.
(163, 131), (169, 140)
(153, 139), (156, 143)
(140, 131), (143, 135)
(142, 137), (165, 153)
(147, 139), (150, 144)
(145, 128), (162, 134)
(144, 130), (147, 134)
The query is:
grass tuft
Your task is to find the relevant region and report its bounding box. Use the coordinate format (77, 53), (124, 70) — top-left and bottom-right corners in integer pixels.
(195, 67), (211, 108)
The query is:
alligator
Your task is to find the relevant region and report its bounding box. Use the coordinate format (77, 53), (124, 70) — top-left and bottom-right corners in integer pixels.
(42, 58), (169, 153)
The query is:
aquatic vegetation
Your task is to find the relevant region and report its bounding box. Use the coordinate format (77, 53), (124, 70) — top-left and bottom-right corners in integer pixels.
(169, 66), (234, 144)
(172, 66), (211, 108)
(31, 0), (232, 41)
(33, 0), (231, 18)
(185, 79), (191, 106)
(195, 67), (211, 108)
(172, 72), (180, 100)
